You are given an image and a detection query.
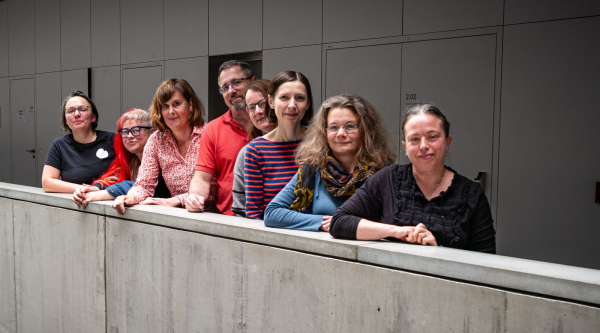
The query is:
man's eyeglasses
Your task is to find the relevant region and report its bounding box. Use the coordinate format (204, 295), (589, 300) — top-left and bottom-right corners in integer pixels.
(326, 124), (358, 134)
(65, 105), (91, 115)
(118, 126), (152, 139)
(218, 77), (252, 94)
(247, 100), (267, 114)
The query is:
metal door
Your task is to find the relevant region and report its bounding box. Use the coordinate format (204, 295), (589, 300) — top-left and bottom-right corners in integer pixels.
(10, 77), (36, 186)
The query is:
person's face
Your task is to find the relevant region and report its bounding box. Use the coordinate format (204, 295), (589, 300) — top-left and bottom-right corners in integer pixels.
(245, 89), (277, 133)
(268, 81), (309, 127)
(65, 96), (95, 132)
(327, 107), (362, 160)
(219, 66), (252, 112)
(401, 113), (452, 172)
(121, 118), (151, 156)
(161, 91), (192, 132)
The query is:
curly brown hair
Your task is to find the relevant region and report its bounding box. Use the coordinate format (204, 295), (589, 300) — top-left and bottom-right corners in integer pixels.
(149, 79), (206, 132)
(296, 94), (396, 168)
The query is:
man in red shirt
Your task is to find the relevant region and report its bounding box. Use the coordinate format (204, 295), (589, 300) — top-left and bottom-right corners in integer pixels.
(186, 60), (255, 215)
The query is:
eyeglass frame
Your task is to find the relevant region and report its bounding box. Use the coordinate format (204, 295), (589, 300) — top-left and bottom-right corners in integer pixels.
(65, 105), (92, 115)
(326, 123), (358, 134)
(118, 126), (152, 139)
(246, 99), (267, 115)
(218, 77), (252, 94)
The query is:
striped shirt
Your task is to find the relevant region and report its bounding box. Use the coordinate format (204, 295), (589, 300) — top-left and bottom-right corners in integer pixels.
(244, 138), (301, 219)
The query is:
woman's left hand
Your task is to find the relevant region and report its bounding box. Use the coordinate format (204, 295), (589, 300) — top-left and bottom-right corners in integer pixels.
(320, 216), (333, 232)
(407, 223), (438, 246)
(139, 197), (181, 207)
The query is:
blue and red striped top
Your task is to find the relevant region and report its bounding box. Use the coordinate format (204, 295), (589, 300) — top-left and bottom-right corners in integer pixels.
(244, 137), (301, 219)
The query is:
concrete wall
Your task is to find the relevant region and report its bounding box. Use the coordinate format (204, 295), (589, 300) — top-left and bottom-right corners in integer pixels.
(1, 184), (600, 332)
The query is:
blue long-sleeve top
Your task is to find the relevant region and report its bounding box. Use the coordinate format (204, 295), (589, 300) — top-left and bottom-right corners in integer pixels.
(106, 180), (135, 198)
(264, 172), (348, 231)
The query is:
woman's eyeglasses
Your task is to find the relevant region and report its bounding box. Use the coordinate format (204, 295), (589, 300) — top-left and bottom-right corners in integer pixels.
(326, 124), (358, 134)
(247, 100), (267, 114)
(65, 105), (91, 115)
(118, 126), (152, 138)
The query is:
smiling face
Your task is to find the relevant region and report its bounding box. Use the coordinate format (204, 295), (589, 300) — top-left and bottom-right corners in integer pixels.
(268, 81), (309, 127)
(246, 89), (277, 133)
(219, 66), (252, 112)
(327, 107), (362, 160)
(401, 113), (452, 173)
(64, 96), (96, 133)
(161, 90), (192, 132)
(121, 118), (151, 156)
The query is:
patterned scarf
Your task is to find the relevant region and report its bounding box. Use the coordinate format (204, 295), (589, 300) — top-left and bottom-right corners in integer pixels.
(290, 155), (377, 212)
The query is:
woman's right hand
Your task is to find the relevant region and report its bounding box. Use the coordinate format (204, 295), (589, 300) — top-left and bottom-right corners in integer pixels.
(112, 194), (136, 215)
(73, 185), (99, 209)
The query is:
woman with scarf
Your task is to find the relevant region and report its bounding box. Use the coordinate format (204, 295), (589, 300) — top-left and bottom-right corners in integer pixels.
(264, 94), (396, 231)
(329, 104), (496, 253)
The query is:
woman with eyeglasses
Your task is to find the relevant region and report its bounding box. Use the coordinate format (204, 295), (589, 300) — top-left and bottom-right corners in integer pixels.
(42, 90), (116, 193)
(71, 108), (171, 209)
(231, 79), (277, 217)
(112, 79), (217, 214)
(264, 94), (396, 231)
(244, 71), (314, 220)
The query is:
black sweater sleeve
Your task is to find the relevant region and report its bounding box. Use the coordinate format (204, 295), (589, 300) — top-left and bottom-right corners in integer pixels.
(466, 184), (497, 254)
(330, 165), (393, 240)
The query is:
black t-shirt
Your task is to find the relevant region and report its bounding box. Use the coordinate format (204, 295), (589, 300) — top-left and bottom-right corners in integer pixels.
(45, 130), (116, 185)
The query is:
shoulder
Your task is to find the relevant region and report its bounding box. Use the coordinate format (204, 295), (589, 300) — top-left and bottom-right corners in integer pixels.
(446, 168), (484, 199)
(95, 130), (115, 140)
(50, 134), (70, 147)
(247, 137), (267, 149)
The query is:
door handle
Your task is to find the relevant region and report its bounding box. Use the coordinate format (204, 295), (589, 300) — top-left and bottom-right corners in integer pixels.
(25, 149), (35, 153)
(474, 172), (486, 191)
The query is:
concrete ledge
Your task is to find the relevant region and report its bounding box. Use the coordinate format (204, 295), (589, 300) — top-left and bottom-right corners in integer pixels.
(3, 182), (600, 306)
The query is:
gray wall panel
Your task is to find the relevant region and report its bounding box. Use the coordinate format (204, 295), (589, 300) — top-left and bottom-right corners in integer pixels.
(91, 0), (120, 67)
(263, 0), (322, 49)
(92, 66), (121, 132)
(106, 218), (243, 332)
(499, 18), (600, 269)
(0, 78), (10, 182)
(263, 45), (322, 105)
(8, 0), (35, 76)
(13, 201), (105, 333)
(325, 44), (402, 154)
(165, 57), (209, 118)
(403, 0), (503, 35)
(164, 0), (208, 59)
(61, 0), (92, 70)
(35, 72), (62, 188)
(122, 64), (163, 113)
(323, 0), (402, 43)
(10, 78), (36, 187)
(401, 35), (497, 200)
(61, 69), (88, 99)
(35, 0), (61, 73)
(209, 0), (262, 55)
(0, 198), (16, 333)
(0, 2), (9, 78)
(121, 0), (164, 64)
(505, 0), (600, 25)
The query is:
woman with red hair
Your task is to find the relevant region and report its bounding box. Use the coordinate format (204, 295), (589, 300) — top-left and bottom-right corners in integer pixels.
(72, 108), (168, 208)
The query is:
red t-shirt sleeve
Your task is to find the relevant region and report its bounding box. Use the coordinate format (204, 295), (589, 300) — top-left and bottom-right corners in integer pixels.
(195, 122), (217, 175)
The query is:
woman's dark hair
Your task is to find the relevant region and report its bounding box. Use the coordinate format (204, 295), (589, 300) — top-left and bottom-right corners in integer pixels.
(61, 90), (99, 133)
(149, 79), (206, 132)
(266, 71), (314, 126)
(245, 79), (272, 140)
(401, 104), (450, 139)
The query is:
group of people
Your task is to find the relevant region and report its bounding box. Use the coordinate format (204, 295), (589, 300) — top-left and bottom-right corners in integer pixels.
(42, 60), (496, 254)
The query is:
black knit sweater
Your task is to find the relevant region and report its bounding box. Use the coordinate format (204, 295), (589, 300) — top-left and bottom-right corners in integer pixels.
(330, 164), (496, 254)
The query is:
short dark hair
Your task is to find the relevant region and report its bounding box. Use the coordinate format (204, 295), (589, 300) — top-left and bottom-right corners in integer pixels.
(218, 60), (253, 86)
(149, 79), (206, 132)
(61, 90), (99, 133)
(402, 104), (450, 139)
(266, 71), (314, 127)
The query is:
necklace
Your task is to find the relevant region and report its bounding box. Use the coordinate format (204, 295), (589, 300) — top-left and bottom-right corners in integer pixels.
(417, 170), (444, 200)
